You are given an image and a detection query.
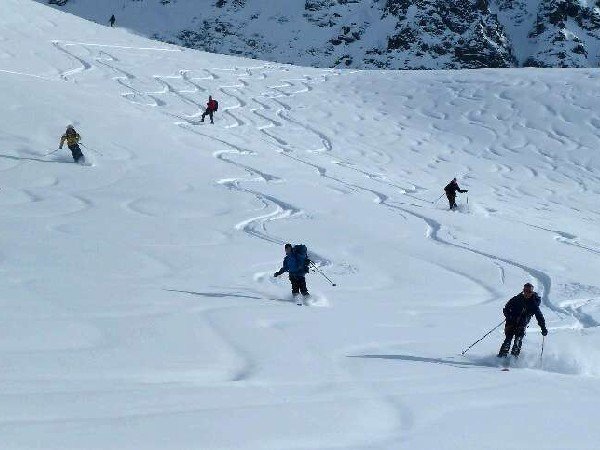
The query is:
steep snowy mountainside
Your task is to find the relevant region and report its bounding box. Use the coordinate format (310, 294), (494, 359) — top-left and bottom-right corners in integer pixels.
(39, 0), (600, 69)
(3, 0), (600, 449)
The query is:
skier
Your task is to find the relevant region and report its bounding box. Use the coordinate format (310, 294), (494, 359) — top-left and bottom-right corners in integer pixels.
(109, 15), (116, 27)
(444, 177), (467, 210)
(273, 243), (311, 305)
(200, 95), (218, 124)
(497, 283), (548, 358)
(59, 125), (85, 163)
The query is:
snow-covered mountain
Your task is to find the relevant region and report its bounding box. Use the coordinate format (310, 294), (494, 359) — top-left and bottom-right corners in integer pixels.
(3, 0), (600, 448)
(40, 0), (600, 69)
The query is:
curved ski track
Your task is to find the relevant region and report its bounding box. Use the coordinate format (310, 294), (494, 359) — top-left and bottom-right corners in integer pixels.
(31, 39), (600, 339)
(43, 40), (600, 413)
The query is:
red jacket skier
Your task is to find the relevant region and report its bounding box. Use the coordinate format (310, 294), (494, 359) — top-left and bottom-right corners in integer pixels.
(201, 96), (218, 124)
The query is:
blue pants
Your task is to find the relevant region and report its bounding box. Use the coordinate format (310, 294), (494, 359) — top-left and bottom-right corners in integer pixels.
(68, 144), (84, 162)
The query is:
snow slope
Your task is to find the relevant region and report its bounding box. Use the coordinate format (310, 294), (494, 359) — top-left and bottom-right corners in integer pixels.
(2, 1), (600, 448)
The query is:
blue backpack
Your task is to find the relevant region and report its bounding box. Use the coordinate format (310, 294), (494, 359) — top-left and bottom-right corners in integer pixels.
(293, 244), (310, 274)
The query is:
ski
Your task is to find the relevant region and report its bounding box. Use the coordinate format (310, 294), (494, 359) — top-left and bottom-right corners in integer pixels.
(500, 355), (511, 371)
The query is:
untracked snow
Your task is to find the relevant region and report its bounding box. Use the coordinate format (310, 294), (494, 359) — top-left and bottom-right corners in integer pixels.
(1, 1), (600, 449)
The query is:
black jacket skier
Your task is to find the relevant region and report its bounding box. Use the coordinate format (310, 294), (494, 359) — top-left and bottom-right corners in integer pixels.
(498, 283), (548, 357)
(109, 15), (116, 27)
(444, 178), (467, 210)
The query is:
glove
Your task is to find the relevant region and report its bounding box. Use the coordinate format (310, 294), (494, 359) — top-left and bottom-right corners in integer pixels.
(541, 327), (548, 336)
(273, 272), (280, 278)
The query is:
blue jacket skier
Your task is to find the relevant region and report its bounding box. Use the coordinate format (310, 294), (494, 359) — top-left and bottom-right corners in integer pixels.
(274, 243), (310, 302)
(498, 283), (548, 357)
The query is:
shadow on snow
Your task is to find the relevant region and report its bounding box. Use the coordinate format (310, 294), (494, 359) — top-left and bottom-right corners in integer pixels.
(0, 153), (72, 164)
(348, 353), (491, 369)
(163, 288), (295, 304)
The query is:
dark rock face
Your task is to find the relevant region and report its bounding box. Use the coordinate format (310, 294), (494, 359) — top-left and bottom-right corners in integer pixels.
(41, 0), (600, 69)
(381, 0), (515, 69)
(525, 0), (600, 67)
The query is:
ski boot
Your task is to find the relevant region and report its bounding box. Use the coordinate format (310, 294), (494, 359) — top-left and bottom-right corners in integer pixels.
(497, 339), (511, 357)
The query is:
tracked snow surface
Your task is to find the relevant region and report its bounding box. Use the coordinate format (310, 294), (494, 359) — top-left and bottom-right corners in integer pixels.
(2, 1), (600, 449)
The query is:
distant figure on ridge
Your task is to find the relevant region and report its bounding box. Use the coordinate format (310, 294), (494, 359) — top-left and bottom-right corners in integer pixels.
(201, 95), (218, 124)
(109, 15), (116, 27)
(497, 283), (547, 358)
(274, 243), (311, 305)
(59, 125), (85, 164)
(444, 177), (467, 210)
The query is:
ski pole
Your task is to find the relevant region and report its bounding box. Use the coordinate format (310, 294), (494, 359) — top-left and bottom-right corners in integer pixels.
(309, 261), (337, 287)
(433, 193), (444, 204)
(44, 148), (61, 156)
(80, 143), (104, 156)
(461, 319), (505, 356)
(539, 335), (545, 365)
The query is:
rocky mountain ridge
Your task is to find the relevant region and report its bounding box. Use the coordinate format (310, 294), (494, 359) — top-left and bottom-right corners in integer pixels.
(42, 0), (600, 69)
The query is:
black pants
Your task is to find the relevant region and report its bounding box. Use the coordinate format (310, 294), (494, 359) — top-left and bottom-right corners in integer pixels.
(446, 192), (457, 209)
(68, 144), (84, 162)
(290, 275), (309, 297)
(201, 109), (214, 123)
(498, 324), (525, 357)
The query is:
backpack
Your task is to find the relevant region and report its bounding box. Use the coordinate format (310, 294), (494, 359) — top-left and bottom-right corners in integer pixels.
(292, 244), (310, 274)
(213, 100), (219, 111)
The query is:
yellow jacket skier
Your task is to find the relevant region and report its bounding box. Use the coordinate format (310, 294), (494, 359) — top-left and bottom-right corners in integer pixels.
(59, 125), (85, 163)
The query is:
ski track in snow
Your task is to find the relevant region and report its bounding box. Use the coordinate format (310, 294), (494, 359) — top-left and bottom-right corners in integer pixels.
(40, 40), (407, 441)
(54, 39), (344, 278)
(4, 14), (600, 447)
(47, 40), (600, 333)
